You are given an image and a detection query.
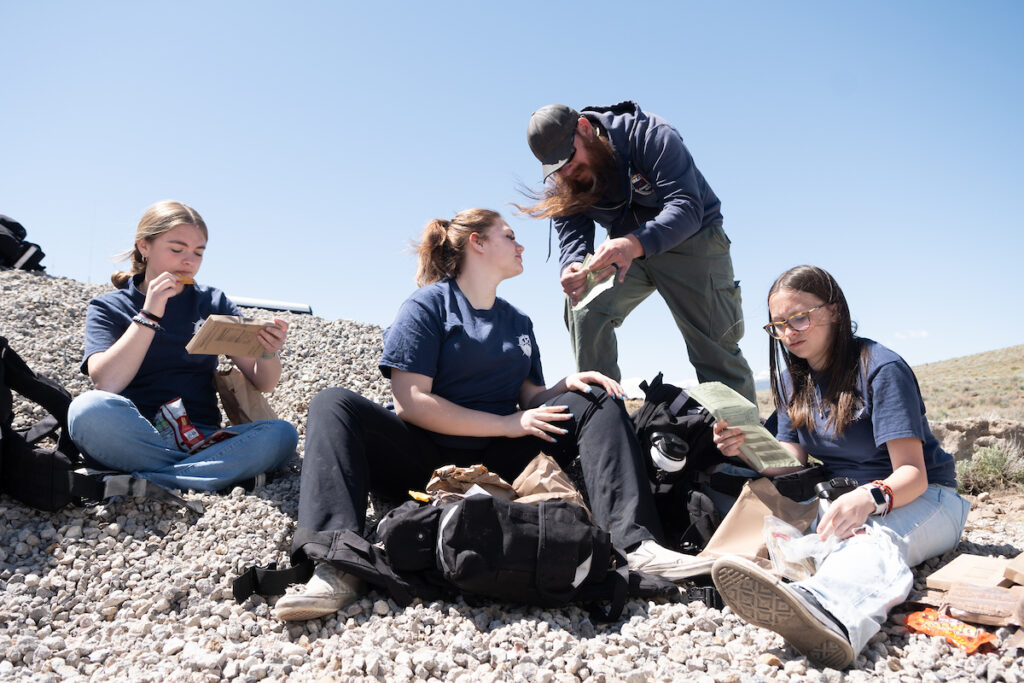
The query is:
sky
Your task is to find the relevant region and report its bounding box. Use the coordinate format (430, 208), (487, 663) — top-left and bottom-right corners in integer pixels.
(2, 1), (1022, 394)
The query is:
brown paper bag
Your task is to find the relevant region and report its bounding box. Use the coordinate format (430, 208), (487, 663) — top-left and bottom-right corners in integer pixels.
(425, 464), (517, 504)
(511, 453), (588, 509)
(699, 477), (819, 563)
(214, 367), (278, 425)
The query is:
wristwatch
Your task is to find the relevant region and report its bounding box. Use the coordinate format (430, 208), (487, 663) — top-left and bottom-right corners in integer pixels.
(862, 484), (888, 516)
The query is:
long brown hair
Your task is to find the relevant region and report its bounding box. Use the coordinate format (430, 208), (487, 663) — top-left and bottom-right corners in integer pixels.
(112, 200), (208, 288)
(414, 209), (502, 286)
(514, 129), (617, 220)
(768, 265), (868, 436)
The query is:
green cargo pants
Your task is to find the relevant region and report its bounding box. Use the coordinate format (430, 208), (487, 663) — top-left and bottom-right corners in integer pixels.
(564, 223), (757, 403)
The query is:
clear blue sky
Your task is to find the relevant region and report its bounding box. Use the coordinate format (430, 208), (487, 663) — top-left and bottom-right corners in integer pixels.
(3, 1), (1021, 391)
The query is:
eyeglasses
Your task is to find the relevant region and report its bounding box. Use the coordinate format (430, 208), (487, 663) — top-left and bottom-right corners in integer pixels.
(763, 305), (826, 339)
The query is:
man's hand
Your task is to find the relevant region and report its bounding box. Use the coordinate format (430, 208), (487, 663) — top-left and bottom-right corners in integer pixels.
(589, 234), (644, 282)
(560, 262), (590, 305)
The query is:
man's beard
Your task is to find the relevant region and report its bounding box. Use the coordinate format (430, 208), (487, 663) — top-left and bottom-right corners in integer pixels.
(558, 132), (619, 213)
(513, 130), (621, 220)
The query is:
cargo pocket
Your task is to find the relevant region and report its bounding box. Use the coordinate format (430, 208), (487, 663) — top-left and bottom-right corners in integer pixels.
(710, 273), (745, 346)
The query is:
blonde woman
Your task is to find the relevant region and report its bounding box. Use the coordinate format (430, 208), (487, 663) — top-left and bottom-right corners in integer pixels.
(68, 200), (297, 491)
(274, 208), (701, 621)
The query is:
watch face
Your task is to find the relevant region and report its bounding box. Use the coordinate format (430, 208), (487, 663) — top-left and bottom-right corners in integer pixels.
(869, 486), (886, 506)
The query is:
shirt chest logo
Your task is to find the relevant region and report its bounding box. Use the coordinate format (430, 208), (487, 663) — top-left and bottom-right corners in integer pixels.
(193, 318), (206, 335)
(630, 172), (653, 196)
(517, 334), (532, 358)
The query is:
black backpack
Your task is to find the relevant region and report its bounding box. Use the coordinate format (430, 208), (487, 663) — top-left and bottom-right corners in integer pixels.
(630, 373), (721, 493)
(631, 373), (764, 552)
(1, 336), (203, 513)
(0, 215), (46, 271)
(1, 335), (85, 510)
(233, 496), (682, 621)
(381, 497), (628, 615)
(631, 374), (828, 538)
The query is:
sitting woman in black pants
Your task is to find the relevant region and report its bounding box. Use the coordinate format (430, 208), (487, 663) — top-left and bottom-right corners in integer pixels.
(275, 209), (696, 621)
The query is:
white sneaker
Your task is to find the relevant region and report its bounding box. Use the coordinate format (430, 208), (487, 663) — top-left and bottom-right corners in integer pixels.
(711, 555), (855, 670)
(626, 539), (715, 582)
(273, 563), (365, 622)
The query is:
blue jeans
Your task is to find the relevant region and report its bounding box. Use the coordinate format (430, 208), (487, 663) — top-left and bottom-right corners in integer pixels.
(798, 484), (970, 654)
(68, 390), (298, 492)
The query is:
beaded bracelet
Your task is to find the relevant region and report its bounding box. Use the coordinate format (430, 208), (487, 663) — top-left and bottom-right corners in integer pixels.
(872, 480), (895, 515)
(139, 309), (163, 324)
(132, 314), (162, 332)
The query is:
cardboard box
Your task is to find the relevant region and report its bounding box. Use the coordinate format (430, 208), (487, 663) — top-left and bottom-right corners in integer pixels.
(945, 583), (1024, 626)
(926, 554), (1013, 591)
(185, 315), (274, 358)
(1004, 553), (1024, 585)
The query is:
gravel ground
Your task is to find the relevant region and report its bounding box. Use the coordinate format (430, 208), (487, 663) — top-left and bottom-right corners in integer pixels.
(1, 268), (1023, 682)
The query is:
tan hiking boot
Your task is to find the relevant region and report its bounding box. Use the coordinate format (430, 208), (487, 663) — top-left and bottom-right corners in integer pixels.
(273, 562), (365, 622)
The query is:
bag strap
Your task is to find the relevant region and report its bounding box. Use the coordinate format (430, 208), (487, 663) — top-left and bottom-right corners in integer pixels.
(685, 584), (723, 609)
(233, 559), (315, 603)
(71, 468), (205, 514)
(233, 529), (443, 606)
(21, 415), (59, 444)
(667, 388), (691, 417)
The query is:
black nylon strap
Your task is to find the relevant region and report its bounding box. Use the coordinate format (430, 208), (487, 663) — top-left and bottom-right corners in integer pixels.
(232, 560), (314, 603)
(22, 415), (59, 444)
(667, 388), (690, 417)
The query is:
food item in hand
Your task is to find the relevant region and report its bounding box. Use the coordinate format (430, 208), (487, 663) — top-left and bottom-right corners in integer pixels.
(177, 272), (195, 285)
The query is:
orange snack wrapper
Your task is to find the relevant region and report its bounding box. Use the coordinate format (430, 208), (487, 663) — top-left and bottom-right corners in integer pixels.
(905, 608), (998, 654)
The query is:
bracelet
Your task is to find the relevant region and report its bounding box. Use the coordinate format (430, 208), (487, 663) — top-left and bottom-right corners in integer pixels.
(139, 309), (163, 323)
(872, 480), (895, 515)
(132, 314), (162, 332)
(260, 352), (278, 360)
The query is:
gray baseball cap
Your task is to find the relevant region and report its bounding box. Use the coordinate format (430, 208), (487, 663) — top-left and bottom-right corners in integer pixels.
(527, 104), (581, 180)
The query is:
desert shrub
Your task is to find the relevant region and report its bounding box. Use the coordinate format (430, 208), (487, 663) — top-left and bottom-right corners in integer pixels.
(956, 439), (1024, 494)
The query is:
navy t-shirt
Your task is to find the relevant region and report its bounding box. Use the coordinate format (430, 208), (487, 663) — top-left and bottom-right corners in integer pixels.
(379, 279), (545, 448)
(776, 338), (956, 487)
(81, 274), (241, 427)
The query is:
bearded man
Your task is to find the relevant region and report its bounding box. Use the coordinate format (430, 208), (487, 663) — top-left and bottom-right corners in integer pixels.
(522, 101), (756, 402)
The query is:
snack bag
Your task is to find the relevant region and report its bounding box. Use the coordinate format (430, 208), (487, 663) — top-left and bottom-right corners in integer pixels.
(157, 398), (205, 451)
(763, 515), (839, 581)
(905, 607), (998, 654)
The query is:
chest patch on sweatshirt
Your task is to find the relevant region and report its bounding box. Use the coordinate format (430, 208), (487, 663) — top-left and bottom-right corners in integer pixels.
(630, 172), (653, 196)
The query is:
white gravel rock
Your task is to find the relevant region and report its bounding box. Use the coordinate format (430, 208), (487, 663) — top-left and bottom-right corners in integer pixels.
(1, 268), (1023, 681)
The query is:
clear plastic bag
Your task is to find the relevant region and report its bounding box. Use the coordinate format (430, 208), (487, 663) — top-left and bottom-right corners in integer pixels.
(763, 515), (840, 581)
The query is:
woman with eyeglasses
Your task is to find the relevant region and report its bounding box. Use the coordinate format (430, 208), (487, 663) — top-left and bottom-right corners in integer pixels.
(273, 209), (704, 622)
(709, 264), (968, 670)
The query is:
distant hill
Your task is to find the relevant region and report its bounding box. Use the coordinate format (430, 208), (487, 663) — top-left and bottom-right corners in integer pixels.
(914, 344), (1024, 422)
(750, 344), (1024, 421)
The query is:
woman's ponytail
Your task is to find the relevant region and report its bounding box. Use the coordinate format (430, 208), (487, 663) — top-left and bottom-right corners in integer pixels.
(413, 209), (502, 287)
